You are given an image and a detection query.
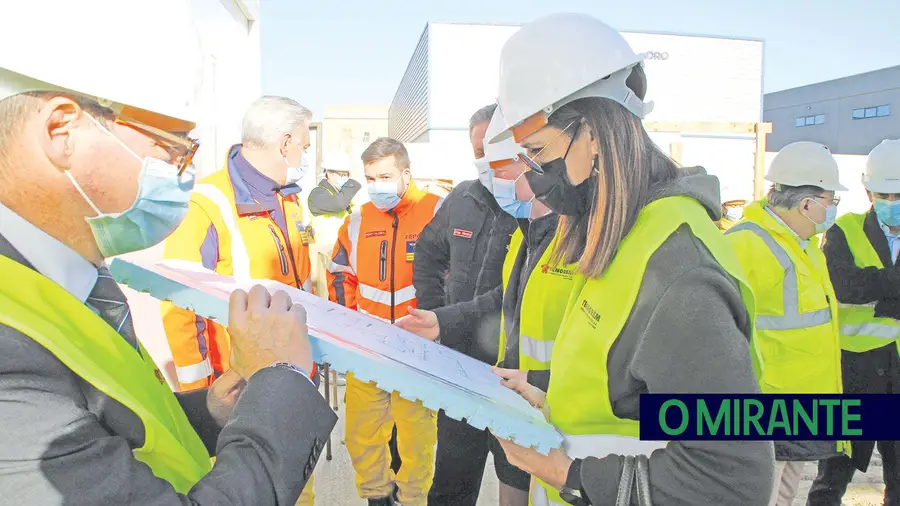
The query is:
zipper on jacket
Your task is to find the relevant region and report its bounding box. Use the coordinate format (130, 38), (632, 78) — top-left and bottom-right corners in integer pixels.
(277, 201), (304, 289)
(268, 225), (290, 276)
(379, 241), (388, 281)
(389, 210), (399, 323)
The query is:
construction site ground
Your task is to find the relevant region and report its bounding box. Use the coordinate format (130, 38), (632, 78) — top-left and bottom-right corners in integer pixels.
(310, 383), (887, 506)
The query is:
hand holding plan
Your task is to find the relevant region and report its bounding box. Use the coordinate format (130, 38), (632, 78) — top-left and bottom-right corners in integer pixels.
(228, 285), (315, 379)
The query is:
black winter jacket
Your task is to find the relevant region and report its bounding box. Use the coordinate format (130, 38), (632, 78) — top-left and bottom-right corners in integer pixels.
(413, 180), (516, 363)
(824, 209), (900, 470)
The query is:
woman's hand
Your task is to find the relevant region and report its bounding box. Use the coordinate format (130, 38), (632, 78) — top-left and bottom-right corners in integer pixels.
(492, 366), (547, 409)
(495, 437), (573, 490)
(394, 308), (440, 341)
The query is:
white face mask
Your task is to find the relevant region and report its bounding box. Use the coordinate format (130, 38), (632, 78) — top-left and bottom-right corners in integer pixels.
(284, 138), (309, 185)
(474, 158), (493, 192)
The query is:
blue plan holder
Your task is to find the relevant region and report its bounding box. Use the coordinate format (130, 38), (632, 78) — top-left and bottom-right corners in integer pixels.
(110, 258), (563, 454)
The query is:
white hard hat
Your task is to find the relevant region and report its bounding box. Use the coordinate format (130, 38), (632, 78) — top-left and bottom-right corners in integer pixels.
(0, 0), (203, 130)
(322, 152), (353, 173)
(765, 141), (848, 192)
(863, 139), (900, 194)
(483, 106), (525, 167)
(491, 13), (653, 144)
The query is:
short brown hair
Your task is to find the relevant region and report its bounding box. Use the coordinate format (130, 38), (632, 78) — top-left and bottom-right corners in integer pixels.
(361, 137), (410, 169)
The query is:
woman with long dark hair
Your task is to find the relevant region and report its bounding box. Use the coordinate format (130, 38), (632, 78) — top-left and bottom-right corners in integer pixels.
(488, 13), (775, 506)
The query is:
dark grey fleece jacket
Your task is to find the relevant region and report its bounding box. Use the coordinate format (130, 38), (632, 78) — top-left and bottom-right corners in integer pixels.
(525, 169), (775, 506)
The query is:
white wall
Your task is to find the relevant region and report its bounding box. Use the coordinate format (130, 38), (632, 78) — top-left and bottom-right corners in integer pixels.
(122, 0), (262, 388)
(189, 0), (262, 179)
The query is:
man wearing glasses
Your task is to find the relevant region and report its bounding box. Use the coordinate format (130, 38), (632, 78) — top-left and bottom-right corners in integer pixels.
(725, 141), (848, 506)
(809, 138), (900, 506)
(0, 0), (334, 504)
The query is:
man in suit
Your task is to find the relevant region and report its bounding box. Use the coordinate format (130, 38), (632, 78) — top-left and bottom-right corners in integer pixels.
(0, 1), (336, 504)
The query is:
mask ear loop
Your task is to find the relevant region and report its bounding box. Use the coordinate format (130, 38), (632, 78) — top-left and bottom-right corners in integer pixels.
(68, 113), (143, 218)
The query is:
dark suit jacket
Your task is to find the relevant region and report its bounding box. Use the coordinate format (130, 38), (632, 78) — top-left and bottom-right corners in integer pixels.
(0, 234), (338, 505)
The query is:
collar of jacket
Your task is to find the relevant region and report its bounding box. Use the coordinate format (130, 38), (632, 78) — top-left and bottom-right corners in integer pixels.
(225, 144), (301, 217)
(465, 179), (501, 212)
(743, 199), (819, 253)
(383, 180), (428, 217)
(864, 208), (895, 268)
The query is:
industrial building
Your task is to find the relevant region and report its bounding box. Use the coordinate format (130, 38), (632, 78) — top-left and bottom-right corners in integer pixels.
(389, 22), (765, 200)
(764, 65), (900, 155)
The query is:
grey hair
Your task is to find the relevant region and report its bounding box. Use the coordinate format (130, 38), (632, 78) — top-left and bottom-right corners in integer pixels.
(766, 184), (824, 210)
(241, 96), (312, 149)
(468, 103), (497, 134)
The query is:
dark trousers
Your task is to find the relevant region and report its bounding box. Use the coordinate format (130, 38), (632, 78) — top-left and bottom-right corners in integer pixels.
(427, 410), (529, 506)
(808, 347), (900, 505)
(807, 441), (900, 506)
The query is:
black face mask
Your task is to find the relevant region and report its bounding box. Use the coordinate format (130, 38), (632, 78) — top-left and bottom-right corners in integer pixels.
(524, 124), (597, 217)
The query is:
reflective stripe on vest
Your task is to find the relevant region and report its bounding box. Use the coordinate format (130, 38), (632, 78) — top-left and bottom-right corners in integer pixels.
(192, 184), (252, 280)
(0, 255), (212, 492)
(535, 196), (760, 506)
(359, 283), (417, 306)
(531, 434), (667, 506)
(727, 222), (832, 330)
(835, 212), (900, 352)
(175, 359), (214, 384)
(347, 210), (362, 273)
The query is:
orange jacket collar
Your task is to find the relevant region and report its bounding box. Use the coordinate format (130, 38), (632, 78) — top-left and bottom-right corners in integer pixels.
(388, 180), (428, 217)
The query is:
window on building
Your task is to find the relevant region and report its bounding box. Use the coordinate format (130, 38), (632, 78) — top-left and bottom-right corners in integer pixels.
(854, 105), (891, 120)
(795, 114), (826, 127)
(362, 132), (370, 143)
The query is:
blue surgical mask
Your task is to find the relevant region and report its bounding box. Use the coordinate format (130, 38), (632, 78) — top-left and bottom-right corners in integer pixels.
(74, 114), (195, 257)
(806, 198), (838, 235)
(874, 199), (900, 227)
(492, 173), (533, 219)
(474, 158), (493, 193)
(285, 146), (310, 185)
(368, 180), (402, 211)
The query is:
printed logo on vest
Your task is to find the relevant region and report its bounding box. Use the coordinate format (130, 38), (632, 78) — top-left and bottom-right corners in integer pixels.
(580, 299), (601, 328)
(406, 241), (416, 262)
(453, 229), (473, 239)
(540, 263), (574, 280)
(365, 230), (387, 238)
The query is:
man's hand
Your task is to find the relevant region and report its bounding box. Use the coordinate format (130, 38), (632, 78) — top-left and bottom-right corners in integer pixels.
(494, 438), (573, 490)
(228, 285), (314, 380)
(493, 367), (547, 410)
(395, 307), (440, 341)
(207, 369), (246, 427)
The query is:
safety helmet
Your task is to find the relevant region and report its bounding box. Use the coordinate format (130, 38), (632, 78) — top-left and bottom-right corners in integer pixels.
(0, 0), (203, 131)
(321, 152), (353, 173)
(483, 106), (525, 168)
(491, 13), (653, 144)
(765, 141), (848, 192)
(863, 139), (900, 194)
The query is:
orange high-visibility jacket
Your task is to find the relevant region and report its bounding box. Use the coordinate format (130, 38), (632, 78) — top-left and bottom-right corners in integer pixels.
(162, 145), (312, 390)
(327, 182), (442, 322)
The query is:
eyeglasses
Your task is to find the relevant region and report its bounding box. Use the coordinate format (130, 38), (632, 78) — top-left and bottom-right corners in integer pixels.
(516, 119), (579, 175)
(816, 195), (841, 207)
(115, 115), (199, 175)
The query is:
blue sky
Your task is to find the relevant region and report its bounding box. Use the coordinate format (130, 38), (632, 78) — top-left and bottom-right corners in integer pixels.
(261, 0), (900, 120)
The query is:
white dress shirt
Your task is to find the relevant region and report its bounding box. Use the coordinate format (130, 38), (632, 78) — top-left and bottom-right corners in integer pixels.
(0, 202), (98, 301)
